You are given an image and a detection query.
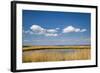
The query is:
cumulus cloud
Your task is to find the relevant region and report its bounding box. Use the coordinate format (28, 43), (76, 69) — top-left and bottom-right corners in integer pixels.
(63, 26), (86, 33)
(46, 29), (57, 33)
(75, 28), (80, 32)
(30, 25), (46, 34)
(63, 26), (75, 33)
(30, 24), (58, 36)
(24, 25), (87, 36)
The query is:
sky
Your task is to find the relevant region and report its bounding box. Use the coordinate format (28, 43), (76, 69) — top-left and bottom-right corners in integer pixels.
(22, 10), (91, 46)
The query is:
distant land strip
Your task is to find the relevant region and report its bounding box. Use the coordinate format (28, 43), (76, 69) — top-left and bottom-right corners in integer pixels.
(23, 45), (90, 51)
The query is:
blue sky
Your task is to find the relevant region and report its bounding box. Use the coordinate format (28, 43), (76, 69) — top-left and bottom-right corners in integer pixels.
(22, 10), (91, 46)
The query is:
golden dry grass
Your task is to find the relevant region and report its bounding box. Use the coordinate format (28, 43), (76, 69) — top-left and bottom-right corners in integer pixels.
(23, 45), (90, 51)
(22, 46), (91, 63)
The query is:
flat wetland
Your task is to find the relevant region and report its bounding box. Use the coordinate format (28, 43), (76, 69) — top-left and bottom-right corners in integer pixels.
(22, 45), (91, 63)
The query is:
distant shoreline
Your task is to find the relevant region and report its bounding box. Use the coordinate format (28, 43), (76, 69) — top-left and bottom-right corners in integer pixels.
(23, 45), (90, 51)
(23, 45), (91, 47)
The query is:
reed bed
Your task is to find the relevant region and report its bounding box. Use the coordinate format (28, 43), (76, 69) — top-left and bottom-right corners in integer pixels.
(22, 47), (90, 63)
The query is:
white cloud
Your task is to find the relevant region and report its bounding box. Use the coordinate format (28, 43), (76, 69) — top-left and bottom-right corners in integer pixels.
(45, 33), (58, 37)
(75, 28), (80, 32)
(25, 25), (86, 36)
(24, 25), (87, 37)
(80, 29), (87, 32)
(30, 25), (46, 34)
(46, 29), (57, 33)
(63, 26), (86, 33)
(30, 25), (58, 36)
(63, 26), (75, 33)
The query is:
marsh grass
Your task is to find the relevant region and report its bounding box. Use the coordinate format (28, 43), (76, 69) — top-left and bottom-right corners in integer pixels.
(23, 46), (90, 51)
(22, 46), (91, 63)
